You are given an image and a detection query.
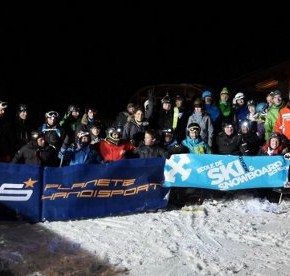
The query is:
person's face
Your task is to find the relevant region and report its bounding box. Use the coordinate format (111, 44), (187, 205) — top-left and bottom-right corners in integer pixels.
(220, 94), (229, 102)
(91, 127), (100, 136)
(164, 133), (173, 142)
(194, 106), (202, 113)
(144, 133), (155, 146)
(224, 125), (234, 135)
(270, 138), (280, 149)
(87, 109), (96, 119)
(175, 99), (183, 108)
(112, 132), (121, 139)
(189, 129), (199, 139)
(128, 106), (135, 115)
(37, 137), (46, 147)
(134, 110), (144, 122)
(266, 95), (273, 105)
(19, 110), (28, 120)
(47, 116), (57, 126)
(71, 110), (80, 119)
(81, 136), (90, 144)
(204, 97), (212, 104)
(248, 105), (256, 114)
(0, 108), (6, 118)
(273, 95), (282, 106)
(241, 126), (249, 134)
(236, 98), (245, 106)
(162, 102), (171, 111)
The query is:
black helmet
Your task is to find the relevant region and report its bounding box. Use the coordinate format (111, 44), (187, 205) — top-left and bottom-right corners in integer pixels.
(269, 132), (281, 141)
(187, 123), (201, 132)
(67, 104), (80, 113)
(31, 130), (44, 141)
(107, 126), (122, 137)
(17, 104), (28, 112)
(162, 128), (174, 135)
(223, 121), (235, 129)
(240, 119), (251, 128)
(106, 126), (122, 145)
(161, 95), (172, 104)
(247, 100), (256, 107)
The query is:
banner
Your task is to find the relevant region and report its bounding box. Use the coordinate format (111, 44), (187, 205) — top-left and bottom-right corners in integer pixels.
(0, 163), (43, 222)
(1, 155), (289, 222)
(164, 154), (289, 190)
(42, 158), (169, 221)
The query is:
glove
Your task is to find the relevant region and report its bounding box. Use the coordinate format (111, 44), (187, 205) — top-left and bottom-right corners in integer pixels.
(284, 152), (290, 160)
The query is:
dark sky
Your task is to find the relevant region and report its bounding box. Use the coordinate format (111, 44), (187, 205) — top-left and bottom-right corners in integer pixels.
(1, 3), (290, 116)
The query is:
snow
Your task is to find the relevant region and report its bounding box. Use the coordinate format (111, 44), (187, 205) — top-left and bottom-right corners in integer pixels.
(2, 190), (290, 275)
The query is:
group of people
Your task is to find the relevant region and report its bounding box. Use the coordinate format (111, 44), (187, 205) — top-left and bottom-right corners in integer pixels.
(1, 86), (290, 169)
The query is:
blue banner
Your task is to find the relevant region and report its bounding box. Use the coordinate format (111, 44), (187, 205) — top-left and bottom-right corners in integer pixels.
(42, 158), (169, 221)
(164, 154), (289, 190)
(0, 163), (43, 222)
(1, 155), (289, 222)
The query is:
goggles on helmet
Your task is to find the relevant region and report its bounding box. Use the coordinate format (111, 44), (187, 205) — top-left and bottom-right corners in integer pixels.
(45, 111), (59, 118)
(78, 131), (90, 138)
(0, 101), (8, 109)
(188, 126), (200, 132)
(162, 128), (173, 134)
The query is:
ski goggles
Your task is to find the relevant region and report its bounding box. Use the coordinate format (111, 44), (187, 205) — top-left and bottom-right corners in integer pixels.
(0, 101), (8, 109)
(187, 126), (200, 132)
(45, 111), (59, 118)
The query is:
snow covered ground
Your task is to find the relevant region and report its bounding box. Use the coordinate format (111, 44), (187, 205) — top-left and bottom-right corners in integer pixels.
(1, 190), (290, 275)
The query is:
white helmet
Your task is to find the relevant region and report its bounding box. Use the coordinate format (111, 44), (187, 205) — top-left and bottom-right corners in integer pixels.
(234, 92), (245, 101)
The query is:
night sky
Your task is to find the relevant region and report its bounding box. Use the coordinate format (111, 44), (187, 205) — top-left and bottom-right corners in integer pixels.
(1, 3), (290, 119)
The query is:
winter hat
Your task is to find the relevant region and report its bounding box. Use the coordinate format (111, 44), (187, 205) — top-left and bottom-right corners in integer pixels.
(220, 87), (229, 95)
(202, 90), (212, 99)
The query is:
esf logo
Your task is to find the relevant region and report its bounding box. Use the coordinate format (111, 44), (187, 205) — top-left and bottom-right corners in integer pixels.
(0, 178), (37, 201)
